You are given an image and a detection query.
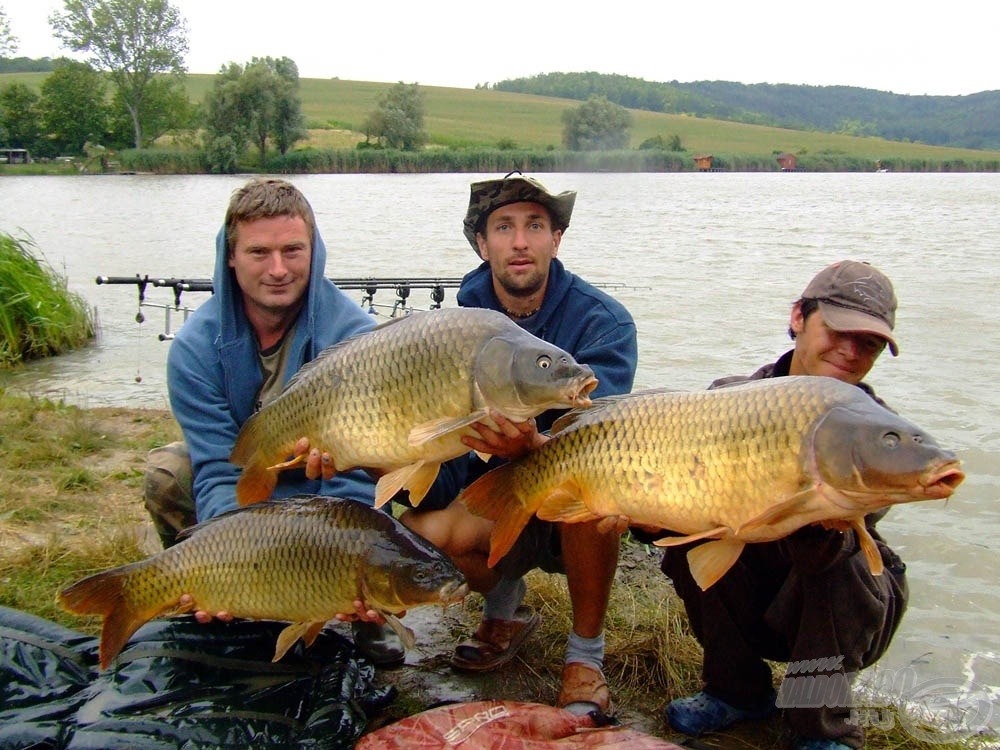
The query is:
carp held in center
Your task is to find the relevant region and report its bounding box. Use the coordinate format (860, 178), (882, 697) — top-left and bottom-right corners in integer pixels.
(230, 307), (598, 508)
(57, 496), (470, 669)
(459, 376), (965, 590)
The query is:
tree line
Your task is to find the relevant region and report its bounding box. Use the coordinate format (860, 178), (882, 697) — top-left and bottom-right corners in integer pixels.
(491, 72), (1000, 151)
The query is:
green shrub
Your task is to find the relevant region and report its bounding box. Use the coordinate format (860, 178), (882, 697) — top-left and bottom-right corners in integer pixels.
(0, 233), (95, 367)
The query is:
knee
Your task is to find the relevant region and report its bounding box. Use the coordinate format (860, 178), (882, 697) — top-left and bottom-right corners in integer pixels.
(401, 504), (491, 559)
(400, 508), (453, 551)
(143, 441), (196, 546)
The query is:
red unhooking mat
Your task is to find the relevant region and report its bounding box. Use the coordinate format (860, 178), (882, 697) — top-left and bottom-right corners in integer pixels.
(356, 700), (685, 749)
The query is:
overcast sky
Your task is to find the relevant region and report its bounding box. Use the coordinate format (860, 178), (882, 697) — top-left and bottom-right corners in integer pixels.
(4, 0), (997, 97)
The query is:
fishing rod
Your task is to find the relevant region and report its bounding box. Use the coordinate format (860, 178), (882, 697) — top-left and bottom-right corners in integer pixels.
(95, 274), (468, 340)
(96, 274), (648, 341)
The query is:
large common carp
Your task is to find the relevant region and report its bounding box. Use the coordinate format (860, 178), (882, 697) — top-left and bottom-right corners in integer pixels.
(230, 307), (598, 508)
(57, 496), (469, 669)
(459, 376), (965, 590)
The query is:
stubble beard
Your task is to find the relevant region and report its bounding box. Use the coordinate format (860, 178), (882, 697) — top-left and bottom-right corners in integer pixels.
(497, 268), (546, 300)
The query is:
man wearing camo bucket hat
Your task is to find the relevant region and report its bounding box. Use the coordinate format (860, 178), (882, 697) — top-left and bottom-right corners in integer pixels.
(401, 171), (638, 716)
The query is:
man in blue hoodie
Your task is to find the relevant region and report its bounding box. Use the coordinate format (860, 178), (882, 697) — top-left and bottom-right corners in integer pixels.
(146, 177), (403, 666)
(400, 172), (639, 715)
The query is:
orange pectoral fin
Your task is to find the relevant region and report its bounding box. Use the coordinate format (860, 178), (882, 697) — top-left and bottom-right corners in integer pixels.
(686, 538), (746, 591)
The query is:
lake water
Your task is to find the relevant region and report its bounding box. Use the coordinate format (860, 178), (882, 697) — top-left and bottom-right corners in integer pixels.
(1, 172), (998, 732)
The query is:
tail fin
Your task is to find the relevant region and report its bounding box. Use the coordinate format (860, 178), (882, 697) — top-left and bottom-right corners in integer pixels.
(229, 412), (260, 466)
(57, 567), (150, 669)
(236, 461), (278, 506)
(458, 465), (538, 568)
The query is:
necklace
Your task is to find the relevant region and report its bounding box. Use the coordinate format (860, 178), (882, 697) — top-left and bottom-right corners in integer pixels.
(500, 303), (540, 319)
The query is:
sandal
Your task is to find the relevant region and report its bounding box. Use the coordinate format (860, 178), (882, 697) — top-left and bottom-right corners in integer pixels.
(557, 662), (614, 716)
(450, 605), (541, 672)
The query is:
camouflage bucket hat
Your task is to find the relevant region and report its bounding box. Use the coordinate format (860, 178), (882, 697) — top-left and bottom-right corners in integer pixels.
(463, 172), (577, 253)
(801, 260), (899, 355)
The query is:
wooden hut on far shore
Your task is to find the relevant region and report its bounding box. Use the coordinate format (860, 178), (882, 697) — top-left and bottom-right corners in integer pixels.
(693, 154), (714, 172)
(777, 152), (798, 171)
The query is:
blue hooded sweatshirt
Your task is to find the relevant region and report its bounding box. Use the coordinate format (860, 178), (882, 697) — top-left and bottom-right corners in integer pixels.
(416, 257), (639, 508)
(167, 223), (377, 522)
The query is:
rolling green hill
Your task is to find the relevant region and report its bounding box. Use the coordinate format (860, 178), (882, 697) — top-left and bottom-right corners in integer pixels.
(4, 72), (1000, 166)
(494, 72), (1000, 150)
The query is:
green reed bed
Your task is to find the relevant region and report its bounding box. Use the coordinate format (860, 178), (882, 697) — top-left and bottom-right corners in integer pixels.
(0, 233), (95, 367)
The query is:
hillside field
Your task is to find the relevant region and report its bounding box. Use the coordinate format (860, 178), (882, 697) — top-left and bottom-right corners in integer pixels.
(4, 72), (1000, 164)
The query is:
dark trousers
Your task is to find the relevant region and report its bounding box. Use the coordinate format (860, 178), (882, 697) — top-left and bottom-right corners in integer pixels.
(661, 537), (907, 747)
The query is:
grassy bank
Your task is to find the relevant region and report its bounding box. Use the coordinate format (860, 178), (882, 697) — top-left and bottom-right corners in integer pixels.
(0, 390), (990, 747)
(0, 232), (95, 367)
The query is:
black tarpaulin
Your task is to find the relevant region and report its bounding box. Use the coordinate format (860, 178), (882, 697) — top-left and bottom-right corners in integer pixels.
(0, 606), (395, 749)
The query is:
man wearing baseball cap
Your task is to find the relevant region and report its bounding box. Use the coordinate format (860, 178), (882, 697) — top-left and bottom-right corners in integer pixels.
(401, 172), (638, 715)
(653, 260), (908, 749)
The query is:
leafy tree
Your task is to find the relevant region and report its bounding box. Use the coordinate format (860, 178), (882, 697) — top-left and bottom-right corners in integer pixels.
(107, 74), (193, 148)
(638, 133), (683, 152)
(241, 56), (305, 162)
(49, 0), (188, 149)
(201, 56), (306, 168)
(202, 62), (251, 159)
(1, 6), (18, 57)
(38, 59), (109, 154)
(205, 134), (238, 174)
(268, 56), (306, 156)
(365, 82), (426, 151)
(562, 95), (632, 151)
(0, 82), (42, 150)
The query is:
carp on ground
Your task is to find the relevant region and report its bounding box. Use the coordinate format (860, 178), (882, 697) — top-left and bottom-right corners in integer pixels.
(460, 376), (965, 590)
(230, 307), (598, 508)
(57, 496), (469, 670)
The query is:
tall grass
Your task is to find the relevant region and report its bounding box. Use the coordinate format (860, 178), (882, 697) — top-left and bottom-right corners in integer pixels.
(0, 233), (95, 367)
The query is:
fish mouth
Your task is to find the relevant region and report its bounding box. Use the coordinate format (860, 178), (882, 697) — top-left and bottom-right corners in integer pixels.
(921, 459), (965, 499)
(569, 375), (599, 407)
(439, 581), (470, 604)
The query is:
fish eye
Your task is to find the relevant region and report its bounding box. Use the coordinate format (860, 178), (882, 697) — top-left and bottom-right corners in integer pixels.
(882, 431), (901, 448)
(536, 355), (552, 369)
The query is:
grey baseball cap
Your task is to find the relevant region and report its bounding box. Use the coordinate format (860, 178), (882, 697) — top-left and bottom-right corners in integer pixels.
(801, 260), (899, 355)
(462, 173), (576, 253)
